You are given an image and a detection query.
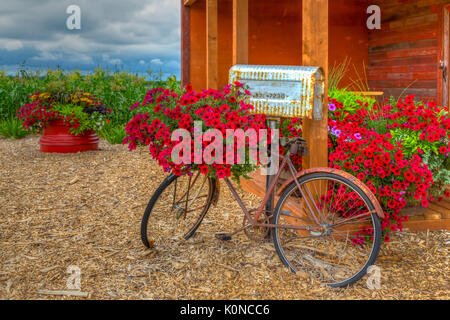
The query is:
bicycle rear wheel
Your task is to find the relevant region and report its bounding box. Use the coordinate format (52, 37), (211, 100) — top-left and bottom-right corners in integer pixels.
(272, 171), (382, 287)
(141, 172), (216, 248)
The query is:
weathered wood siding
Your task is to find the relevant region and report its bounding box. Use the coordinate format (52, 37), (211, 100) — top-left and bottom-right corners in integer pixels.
(187, 0), (368, 91)
(368, 0), (450, 103)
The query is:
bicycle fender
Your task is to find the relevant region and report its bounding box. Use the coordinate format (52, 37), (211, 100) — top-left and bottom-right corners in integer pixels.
(276, 167), (385, 219)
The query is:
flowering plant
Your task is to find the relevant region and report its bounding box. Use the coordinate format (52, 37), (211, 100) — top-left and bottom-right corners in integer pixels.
(126, 81), (449, 243)
(123, 83), (270, 181)
(17, 90), (111, 135)
(281, 93), (449, 243)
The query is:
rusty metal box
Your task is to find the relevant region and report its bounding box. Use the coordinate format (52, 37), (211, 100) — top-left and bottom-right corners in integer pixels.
(229, 65), (325, 120)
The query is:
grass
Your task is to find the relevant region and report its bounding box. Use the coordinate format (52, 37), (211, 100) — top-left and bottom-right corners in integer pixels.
(0, 117), (28, 139)
(0, 66), (178, 123)
(99, 123), (127, 145)
(329, 57), (351, 91)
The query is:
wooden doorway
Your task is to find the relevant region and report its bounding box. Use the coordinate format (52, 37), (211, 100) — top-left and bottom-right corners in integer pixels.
(443, 5), (450, 107)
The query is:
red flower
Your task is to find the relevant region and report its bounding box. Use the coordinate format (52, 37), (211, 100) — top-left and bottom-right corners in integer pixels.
(199, 164), (209, 174)
(404, 171), (415, 182)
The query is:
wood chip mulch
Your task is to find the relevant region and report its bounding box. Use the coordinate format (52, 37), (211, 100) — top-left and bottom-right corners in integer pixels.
(0, 135), (449, 300)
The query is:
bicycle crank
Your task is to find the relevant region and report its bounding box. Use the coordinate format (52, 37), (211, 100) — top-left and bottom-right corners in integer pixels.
(243, 209), (271, 242)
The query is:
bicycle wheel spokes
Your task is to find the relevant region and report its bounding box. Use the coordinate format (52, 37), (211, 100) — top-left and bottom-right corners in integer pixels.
(142, 173), (214, 249)
(273, 174), (381, 286)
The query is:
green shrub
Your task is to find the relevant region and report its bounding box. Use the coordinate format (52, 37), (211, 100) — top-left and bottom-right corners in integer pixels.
(329, 88), (376, 113)
(99, 122), (127, 145)
(0, 66), (180, 126)
(0, 117), (28, 139)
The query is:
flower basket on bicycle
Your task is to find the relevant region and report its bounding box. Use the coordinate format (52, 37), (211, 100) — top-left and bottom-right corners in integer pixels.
(124, 65), (384, 287)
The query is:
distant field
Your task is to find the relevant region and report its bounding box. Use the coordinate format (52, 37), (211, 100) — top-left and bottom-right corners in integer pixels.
(0, 68), (179, 142)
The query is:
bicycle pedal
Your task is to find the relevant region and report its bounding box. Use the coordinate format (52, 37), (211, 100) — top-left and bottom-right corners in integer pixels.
(215, 233), (232, 241)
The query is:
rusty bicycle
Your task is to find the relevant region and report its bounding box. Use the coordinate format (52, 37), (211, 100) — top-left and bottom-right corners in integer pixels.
(140, 135), (384, 287)
(140, 65), (384, 287)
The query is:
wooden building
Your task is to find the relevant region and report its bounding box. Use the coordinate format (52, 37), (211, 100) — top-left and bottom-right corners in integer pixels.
(181, 0), (450, 106)
(180, 0), (450, 231)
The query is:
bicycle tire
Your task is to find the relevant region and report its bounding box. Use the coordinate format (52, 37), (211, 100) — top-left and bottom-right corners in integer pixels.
(272, 171), (382, 287)
(141, 173), (216, 248)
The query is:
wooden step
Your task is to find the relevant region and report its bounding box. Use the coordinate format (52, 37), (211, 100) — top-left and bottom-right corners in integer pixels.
(408, 215), (425, 221)
(424, 209), (442, 220)
(432, 198), (450, 210)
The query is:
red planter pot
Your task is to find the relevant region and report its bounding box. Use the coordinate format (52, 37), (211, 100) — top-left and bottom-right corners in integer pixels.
(39, 119), (99, 153)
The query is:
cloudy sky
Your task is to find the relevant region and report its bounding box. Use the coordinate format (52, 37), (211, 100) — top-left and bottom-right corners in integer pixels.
(0, 0), (181, 79)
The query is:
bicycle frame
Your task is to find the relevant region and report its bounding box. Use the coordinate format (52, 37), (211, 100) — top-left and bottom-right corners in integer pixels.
(223, 145), (324, 232)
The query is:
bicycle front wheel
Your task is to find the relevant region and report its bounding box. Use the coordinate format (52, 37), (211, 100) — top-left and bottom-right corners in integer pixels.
(272, 171), (382, 287)
(141, 172), (216, 249)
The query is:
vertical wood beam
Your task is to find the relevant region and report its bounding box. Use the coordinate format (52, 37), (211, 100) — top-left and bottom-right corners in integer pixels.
(442, 6), (449, 108)
(302, 0), (329, 169)
(184, 0), (197, 6)
(233, 0), (248, 65)
(180, 0), (191, 87)
(207, 0), (218, 89)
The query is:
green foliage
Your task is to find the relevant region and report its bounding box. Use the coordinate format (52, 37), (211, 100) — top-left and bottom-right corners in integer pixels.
(99, 123), (126, 145)
(0, 66), (180, 128)
(329, 57), (351, 91)
(390, 128), (432, 156)
(329, 88), (376, 113)
(0, 117), (28, 139)
(0, 70), (43, 119)
(421, 151), (450, 197)
(388, 107), (450, 198)
(328, 58), (370, 92)
(329, 89), (450, 203)
(385, 95), (427, 108)
(53, 103), (109, 135)
(348, 61), (370, 92)
(44, 79), (72, 104)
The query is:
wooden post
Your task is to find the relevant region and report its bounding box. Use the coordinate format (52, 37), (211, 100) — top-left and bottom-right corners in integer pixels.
(207, 0), (218, 89)
(233, 0), (248, 65)
(302, 0), (328, 169)
(183, 0), (197, 6)
(180, 0), (190, 87)
(442, 6), (449, 108)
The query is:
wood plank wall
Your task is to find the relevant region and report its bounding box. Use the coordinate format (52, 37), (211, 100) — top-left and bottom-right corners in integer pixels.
(369, 0), (450, 104)
(187, 0), (368, 91)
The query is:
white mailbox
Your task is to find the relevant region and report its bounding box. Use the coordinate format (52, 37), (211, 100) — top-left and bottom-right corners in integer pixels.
(229, 65), (325, 120)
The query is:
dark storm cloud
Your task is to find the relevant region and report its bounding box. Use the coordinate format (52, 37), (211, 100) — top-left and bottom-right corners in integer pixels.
(0, 0), (181, 78)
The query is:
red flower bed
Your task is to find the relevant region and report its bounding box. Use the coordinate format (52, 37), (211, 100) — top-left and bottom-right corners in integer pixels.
(281, 94), (450, 243)
(17, 91), (111, 135)
(125, 84), (450, 244)
(123, 83), (270, 181)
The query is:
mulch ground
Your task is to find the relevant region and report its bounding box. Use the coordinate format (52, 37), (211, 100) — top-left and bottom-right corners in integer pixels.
(0, 135), (448, 300)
